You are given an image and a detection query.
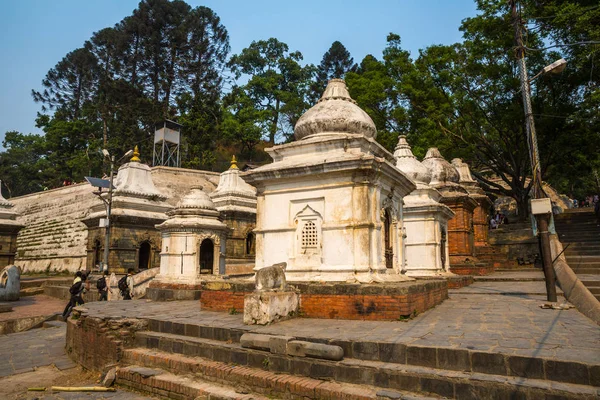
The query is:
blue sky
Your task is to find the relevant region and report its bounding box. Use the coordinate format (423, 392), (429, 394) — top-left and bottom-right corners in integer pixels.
(0, 0), (477, 141)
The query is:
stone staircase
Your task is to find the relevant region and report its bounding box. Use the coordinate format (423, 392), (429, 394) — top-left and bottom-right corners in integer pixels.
(113, 318), (599, 399)
(554, 208), (600, 301)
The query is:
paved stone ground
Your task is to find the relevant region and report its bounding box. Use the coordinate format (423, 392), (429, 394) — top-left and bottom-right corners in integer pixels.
(0, 323), (75, 377)
(451, 281), (564, 297)
(0, 324), (154, 399)
(79, 286), (600, 366)
(0, 295), (65, 322)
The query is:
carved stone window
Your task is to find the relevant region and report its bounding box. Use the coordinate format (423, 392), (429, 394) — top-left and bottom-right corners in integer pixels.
(301, 221), (318, 249)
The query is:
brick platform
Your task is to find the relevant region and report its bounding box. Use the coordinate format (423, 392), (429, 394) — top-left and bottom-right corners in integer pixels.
(199, 280), (448, 321)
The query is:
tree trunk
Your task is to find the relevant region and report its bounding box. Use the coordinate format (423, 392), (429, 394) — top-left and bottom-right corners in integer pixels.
(269, 98), (280, 144)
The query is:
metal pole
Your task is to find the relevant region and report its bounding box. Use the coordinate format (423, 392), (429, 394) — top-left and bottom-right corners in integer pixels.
(511, 0), (557, 302)
(103, 155), (115, 273)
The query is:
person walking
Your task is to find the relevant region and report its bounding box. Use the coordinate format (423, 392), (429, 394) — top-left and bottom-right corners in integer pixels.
(118, 268), (135, 300)
(62, 271), (87, 318)
(96, 270), (110, 301)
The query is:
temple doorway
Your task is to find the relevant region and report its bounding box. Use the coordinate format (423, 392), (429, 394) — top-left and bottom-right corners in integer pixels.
(441, 229), (447, 269)
(93, 240), (102, 268)
(384, 209), (393, 268)
(200, 239), (214, 274)
(246, 232), (255, 256)
(138, 241), (151, 270)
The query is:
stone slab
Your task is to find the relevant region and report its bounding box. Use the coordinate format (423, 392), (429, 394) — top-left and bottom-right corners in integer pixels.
(243, 291), (299, 325)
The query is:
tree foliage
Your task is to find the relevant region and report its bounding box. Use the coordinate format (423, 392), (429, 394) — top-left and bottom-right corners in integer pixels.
(2, 0), (598, 205)
(228, 38), (314, 144)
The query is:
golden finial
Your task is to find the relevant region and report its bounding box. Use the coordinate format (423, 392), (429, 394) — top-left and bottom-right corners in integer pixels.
(131, 145), (141, 162)
(230, 155), (239, 170)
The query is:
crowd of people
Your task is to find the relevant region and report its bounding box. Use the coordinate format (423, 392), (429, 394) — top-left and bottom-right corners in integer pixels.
(571, 194), (599, 209)
(61, 268), (136, 319)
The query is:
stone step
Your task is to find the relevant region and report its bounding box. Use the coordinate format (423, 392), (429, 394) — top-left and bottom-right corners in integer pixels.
(19, 287), (45, 297)
(564, 255), (600, 263)
(123, 346), (599, 400)
(117, 366), (273, 400)
(565, 249), (600, 257)
(137, 328), (599, 387)
(571, 268), (600, 274)
(42, 320), (66, 329)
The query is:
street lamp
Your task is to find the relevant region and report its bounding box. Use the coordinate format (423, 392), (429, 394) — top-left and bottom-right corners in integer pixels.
(86, 148), (133, 273)
(511, 1), (565, 302)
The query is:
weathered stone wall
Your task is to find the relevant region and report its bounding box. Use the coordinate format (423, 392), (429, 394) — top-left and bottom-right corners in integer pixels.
(10, 167), (221, 273)
(12, 183), (100, 273)
(0, 229), (19, 268)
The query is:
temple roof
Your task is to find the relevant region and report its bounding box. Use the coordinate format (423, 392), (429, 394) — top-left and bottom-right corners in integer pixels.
(210, 156), (257, 214)
(422, 148), (460, 186)
(294, 79), (377, 140)
(177, 186), (219, 213)
(393, 135), (432, 185)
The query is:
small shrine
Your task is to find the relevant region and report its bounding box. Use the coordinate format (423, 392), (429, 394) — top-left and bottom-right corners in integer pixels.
(0, 182), (23, 268)
(451, 158), (492, 248)
(154, 187), (228, 284)
(82, 147), (172, 273)
(209, 156), (257, 275)
(244, 79), (416, 282)
(422, 148), (482, 273)
(394, 137), (454, 276)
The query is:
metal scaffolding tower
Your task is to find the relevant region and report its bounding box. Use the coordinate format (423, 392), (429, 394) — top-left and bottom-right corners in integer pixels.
(153, 120), (182, 168)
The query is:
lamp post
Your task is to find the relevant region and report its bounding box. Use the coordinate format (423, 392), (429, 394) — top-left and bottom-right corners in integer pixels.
(100, 149), (133, 272)
(510, 1), (565, 302)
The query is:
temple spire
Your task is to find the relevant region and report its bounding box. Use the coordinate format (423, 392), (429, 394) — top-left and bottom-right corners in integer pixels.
(230, 155), (239, 170)
(131, 145), (141, 162)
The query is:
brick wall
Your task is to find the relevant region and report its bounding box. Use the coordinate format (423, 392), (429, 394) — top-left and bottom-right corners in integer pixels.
(66, 314), (147, 371)
(199, 280), (448, 321)
(472, 197), (491, 247)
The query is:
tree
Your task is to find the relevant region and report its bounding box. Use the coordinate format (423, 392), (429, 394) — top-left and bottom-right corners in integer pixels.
(0, 132), (48, 197)
(228, 38), (314, 144)
(30, 0), (230, 176)
(400, 0), (590, 218)
(310, 41), (355, 102)
(345, 53), (407, 152)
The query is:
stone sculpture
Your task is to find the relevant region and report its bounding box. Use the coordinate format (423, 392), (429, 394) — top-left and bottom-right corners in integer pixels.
(244, 262), (297, 325)
(0, 265), (21, 301)
(255, 262), (287, 291)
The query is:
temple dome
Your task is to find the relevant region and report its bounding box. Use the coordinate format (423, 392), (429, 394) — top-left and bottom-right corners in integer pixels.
(294, 79), (377, 140)
(176, 186), (218, 213)
(393, 136), (431, 185)
(422, 148), (460, 186)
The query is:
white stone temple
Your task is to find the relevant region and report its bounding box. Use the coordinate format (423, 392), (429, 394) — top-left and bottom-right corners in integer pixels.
(393, 136), (454, 276)
(155, 187), (228, 284)
(244, 79), (416, 282)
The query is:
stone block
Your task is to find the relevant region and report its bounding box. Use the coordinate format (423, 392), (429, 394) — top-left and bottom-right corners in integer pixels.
(406, 346), (437, 368)
(544, 360), (590, 385)
(269, 335), (294, 355)
(240, 333), (272, 351)
(436, 348), (470, 371)
(286, 340), (344, 361)
(507, 355), (544, 379)
(352, 341), (379, 361)
(378, 342), (406, 364)
(471, 351), (506, 375)
(243, 291), (299, 325)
